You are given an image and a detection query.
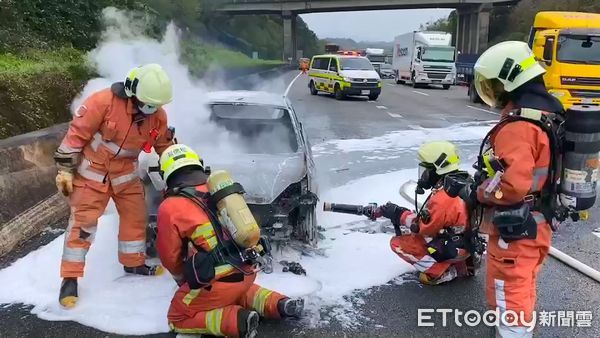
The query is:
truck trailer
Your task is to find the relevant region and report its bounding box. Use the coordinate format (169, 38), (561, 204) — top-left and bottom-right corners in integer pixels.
(392, 31), (456, 89)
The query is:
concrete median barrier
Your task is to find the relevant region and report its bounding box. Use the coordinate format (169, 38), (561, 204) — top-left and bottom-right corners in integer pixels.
(0, 124), (69, 257)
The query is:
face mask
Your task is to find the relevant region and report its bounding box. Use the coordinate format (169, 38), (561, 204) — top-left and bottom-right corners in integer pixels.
(417, 163), (440, 191)
(137, 101), (159, 115)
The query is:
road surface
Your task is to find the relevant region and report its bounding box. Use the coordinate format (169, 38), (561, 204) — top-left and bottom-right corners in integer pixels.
(1, 72), (599, 337)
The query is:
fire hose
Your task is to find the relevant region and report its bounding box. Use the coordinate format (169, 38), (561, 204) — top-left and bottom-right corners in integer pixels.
(398, 180), (600, 284)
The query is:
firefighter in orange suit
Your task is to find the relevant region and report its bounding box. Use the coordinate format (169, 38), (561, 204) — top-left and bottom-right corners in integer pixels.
(54, 64), (175, 308)
(156, 144), (304, 338)
(380, 141), (477, 285)
(472, 41), (564, 337)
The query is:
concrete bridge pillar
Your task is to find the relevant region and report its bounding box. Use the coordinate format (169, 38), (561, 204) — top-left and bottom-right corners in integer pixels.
(456, 3), (491, 55)
(282, 11), (297, 62)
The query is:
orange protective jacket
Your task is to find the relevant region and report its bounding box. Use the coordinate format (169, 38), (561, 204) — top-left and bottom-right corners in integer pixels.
(156, 184), (243, 286)
(398, 187), (470, 237)
(58, 86), (172, 192)
(476, 104), (551, 235)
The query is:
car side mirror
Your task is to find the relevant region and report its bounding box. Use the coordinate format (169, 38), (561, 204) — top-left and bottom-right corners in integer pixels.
(416, 47), (422, 61)
(543, 37), (554, 66)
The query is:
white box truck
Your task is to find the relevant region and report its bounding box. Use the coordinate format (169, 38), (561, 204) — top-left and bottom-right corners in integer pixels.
(392, 31), (456, 89)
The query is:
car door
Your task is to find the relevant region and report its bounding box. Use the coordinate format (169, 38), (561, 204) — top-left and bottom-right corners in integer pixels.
(312, 57), (327, 91)
(327, 57), (339, 93)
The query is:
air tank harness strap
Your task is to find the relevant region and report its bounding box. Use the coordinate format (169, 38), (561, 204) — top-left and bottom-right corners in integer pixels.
(210, 183), (245, 204)
(165, 186), (250, 275)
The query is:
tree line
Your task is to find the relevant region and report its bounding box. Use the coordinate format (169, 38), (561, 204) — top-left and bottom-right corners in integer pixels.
(421, 0), (600, 47)
(0, 0), (322, 59)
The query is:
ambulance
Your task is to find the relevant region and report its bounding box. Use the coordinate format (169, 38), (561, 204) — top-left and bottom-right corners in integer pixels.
(308, 54), (382, 101)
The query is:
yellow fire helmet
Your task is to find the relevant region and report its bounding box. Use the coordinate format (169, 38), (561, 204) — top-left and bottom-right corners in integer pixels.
(417, 141), (460, 175)
(124, 63), (173, 106)
(473, 41), (546, 107)
(159, 144), (204, 182)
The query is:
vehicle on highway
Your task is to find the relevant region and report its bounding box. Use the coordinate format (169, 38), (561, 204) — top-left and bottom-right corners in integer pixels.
(380, 63), (394, 79)
(325, 43), (340, 54)
(365, 47), (386, 75)
(143, 91), (319, 253)
(456, 53), (482, 103)
(392, 31), (456, 89)
(308, 54), (382, 101)
(529, 11), (600, 109)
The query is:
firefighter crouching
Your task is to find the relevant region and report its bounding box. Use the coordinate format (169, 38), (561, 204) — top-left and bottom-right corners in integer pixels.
(379, 141), (483, 285)
(466, 41), (599, 337)
(54, 64), (175, 308)
(156, 144), (304, 338)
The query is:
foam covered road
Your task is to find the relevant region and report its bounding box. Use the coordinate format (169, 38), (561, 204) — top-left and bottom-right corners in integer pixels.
(1, 72), (599, 337)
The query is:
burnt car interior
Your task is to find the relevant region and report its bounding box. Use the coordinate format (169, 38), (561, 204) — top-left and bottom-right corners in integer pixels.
(210, 103), (299, 154)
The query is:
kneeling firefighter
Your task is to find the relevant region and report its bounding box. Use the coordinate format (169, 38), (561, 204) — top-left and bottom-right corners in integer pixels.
(464, 41), (600, 337)
(156, 144), (304, 338)
(380, 141), (484, 285)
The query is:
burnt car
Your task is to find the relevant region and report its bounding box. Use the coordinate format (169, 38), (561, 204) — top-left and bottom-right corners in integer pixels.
(143, 91), (318, 252)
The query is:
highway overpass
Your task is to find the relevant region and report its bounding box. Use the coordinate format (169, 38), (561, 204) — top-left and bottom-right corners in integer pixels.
(218, 0), (520, 60)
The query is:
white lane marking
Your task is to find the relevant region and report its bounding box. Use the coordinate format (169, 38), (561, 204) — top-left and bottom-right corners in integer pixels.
(387, 112), (403, 118)
(412, 90), (429, 96)
(466, 104), (500, 116)
(376, 105), (388, 110)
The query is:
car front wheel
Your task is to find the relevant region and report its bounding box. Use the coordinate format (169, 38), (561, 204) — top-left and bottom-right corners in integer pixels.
(309, 81), (318, 95)
(334, 84), (344, 100)
(296, 205), (318, 246)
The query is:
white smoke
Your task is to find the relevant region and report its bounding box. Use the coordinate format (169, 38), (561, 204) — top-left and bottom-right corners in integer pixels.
(71, 7), (255, 163)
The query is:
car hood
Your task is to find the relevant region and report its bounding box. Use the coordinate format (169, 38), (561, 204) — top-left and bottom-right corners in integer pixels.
(209, 153), (307, 204)
(339, 69), (381, 80)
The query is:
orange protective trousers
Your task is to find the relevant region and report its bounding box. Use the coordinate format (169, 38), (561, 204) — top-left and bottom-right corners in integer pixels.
(61, 179), (147, 278)
(485, 214), (552, 326)
(390, 234), (469, 280)
(168, 273), (285, 337)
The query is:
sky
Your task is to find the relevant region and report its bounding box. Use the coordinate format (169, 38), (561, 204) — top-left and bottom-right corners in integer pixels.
(300, 8), (452, 42)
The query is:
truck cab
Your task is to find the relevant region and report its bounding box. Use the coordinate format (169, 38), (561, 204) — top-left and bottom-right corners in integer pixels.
(529, 12), (600, 109)
(365, 48), (386, 76)
(393, 31), (456, 89)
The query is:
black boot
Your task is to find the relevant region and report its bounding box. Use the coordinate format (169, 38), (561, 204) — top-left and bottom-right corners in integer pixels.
(124, 264), (163, 276)
(59, 278), (78, 308)
(237, 309), (259, 338)
(277, 298), (304, 318)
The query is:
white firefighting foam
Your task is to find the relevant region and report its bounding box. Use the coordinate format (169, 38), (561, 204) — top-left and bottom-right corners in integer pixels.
(0, 168), (416, 334)
(0, 138), (486, 334)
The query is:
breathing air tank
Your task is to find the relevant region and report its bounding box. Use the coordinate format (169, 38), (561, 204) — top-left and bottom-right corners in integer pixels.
(560, 105), (600, 211)
(207, 170), (260, 248)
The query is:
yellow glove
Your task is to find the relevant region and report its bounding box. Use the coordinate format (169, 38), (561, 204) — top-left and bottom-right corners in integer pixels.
(56, 170), (74, 196)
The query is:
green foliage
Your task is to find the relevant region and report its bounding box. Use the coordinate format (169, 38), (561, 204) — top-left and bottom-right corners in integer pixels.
(420, 13), (456, 34)
(180, 39), (282, 76)
(0, 0), (321, 138)
(0, 49), (92, 138)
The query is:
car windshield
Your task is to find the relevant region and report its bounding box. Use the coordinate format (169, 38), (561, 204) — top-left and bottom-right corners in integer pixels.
(210, 104), (299, 154)
(340, 57), (374, 70)
(381, 63), (392, 69)
(422, 47), (455, 62)
(557, 34), (600, 64)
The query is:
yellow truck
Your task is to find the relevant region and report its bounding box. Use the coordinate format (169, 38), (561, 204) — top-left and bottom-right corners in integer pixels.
(529, 11), (600, 109)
